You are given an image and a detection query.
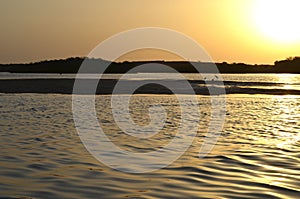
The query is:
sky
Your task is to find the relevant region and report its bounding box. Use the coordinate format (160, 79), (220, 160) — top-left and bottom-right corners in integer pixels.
(1, 0), (300, 64)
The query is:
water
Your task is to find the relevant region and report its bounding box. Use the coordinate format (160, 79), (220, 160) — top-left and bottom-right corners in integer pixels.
(1, 73), (300, 92)
(0, 74), (300, 198)
(1, 73), (299, 83)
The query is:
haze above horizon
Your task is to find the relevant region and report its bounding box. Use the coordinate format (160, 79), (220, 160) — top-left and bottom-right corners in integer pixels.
(1, 0), (300, 64)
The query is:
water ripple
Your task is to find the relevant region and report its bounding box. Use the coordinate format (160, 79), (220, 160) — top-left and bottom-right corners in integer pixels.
(0, 94), (299, 198)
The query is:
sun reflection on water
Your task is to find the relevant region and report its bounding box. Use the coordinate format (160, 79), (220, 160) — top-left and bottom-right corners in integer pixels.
(270, 96), (300, 150)
(275, 74), (299, 84)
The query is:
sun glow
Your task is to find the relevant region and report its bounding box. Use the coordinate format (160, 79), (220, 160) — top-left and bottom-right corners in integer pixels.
(252, 0), (300, 44)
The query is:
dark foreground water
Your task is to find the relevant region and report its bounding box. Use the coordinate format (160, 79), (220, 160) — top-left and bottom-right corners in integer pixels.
(0, 93), (299, 199)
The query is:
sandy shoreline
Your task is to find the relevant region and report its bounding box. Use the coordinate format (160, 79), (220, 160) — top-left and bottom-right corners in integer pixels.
(0, 78), (299, 95)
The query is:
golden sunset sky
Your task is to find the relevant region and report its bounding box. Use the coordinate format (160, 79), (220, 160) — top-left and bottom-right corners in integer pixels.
(1, 0), (299, 64)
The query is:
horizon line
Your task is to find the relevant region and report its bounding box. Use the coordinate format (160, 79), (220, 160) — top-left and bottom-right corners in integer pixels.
(1, 56), (292, 66)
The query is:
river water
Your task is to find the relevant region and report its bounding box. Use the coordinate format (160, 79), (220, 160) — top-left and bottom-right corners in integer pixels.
(0, 73), (299, 198)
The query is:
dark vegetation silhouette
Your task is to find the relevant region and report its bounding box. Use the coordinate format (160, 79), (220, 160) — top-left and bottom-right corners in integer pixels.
(0, 56), (299, 73)
(274, 57), (300, 73)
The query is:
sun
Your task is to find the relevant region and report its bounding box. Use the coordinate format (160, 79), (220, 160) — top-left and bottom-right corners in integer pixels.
(252, 0), (300, 44)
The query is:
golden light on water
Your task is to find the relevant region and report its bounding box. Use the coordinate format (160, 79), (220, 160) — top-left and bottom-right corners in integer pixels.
(276, 74), (299, 84)
(270, 96), (300, 150)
